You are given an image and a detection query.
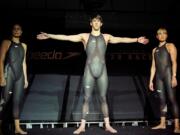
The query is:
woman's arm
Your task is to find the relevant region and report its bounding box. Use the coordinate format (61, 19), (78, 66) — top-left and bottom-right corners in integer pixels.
(168, 43), (178, 88)
(0, 40), (10, 86)
(149, 48), (156, 91)
(22, 43), (28, 88)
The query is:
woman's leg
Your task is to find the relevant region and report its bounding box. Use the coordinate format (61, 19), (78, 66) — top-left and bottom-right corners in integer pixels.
(164, 72), (180, 133)
(13, 75), (27, 134)
(0, 68), (14, 119)
(152, 78), (166, 129)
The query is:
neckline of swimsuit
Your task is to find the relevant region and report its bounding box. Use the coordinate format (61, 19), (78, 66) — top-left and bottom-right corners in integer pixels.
(158, 42), (167, 48)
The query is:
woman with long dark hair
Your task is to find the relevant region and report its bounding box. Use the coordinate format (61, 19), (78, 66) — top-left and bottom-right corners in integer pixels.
(0, 24), (28, 134)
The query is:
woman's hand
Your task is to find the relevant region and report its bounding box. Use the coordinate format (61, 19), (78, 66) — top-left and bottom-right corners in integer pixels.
(0, 77), (6, 87)
(24, 80), (28, 89)
(149, 81), (154, 91)
(172, 76), (178, 88)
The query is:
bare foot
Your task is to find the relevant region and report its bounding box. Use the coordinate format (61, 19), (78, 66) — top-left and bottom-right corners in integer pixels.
(151, 124), (166, 130)
(174, 128), (180, 133)
(105, 125), (117, 133)
(15, 128), (27, 135)
(73, 127), (85, 134)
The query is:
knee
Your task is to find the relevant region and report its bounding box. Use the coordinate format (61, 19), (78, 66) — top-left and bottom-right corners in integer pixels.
(0, 98), (5, 105)
(0, 99), (5, 112)
(99, 96), (107, 103)
(13, 112), (19, 119)
(13, 105), (20, 119)
(0, 96), (8, 107)
(161, 104), (167, 112)
(84, 96), (90, 103)
(4, 91), (12, 103)
(169, 95), (176, 104)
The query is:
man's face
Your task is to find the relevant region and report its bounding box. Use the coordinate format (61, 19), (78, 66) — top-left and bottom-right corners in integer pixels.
(90, 18), (103, 31)
(12, 24), (23, 37)
(156, 29), (168, 42)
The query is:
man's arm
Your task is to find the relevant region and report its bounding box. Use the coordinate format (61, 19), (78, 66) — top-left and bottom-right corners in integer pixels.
(37, 32), (84, 43)
(168, 43), (177, 87)
(149, 48), (156, 91)
(0, 40), (10, 86)
(107, 34), (149, 44)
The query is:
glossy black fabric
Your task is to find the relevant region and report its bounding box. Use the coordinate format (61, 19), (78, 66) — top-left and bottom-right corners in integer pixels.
(154, 44), (179, 118)
(0, 41), (25, 119)
(82, 34), (109, 119)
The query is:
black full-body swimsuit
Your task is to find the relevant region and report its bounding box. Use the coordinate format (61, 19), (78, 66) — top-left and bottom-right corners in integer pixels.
(0, 41), (25, 119)
(154, 43), (179, 118)
(82, 34), (109, 119)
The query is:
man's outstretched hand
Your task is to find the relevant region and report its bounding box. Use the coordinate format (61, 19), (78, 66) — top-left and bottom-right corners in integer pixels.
(138, 37), (149, 45)
(37, 32), (50, 40)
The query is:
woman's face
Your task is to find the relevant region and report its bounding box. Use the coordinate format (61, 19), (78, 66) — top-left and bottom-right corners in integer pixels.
(12, 24), (23, 38)
(156, 29), (168, 42)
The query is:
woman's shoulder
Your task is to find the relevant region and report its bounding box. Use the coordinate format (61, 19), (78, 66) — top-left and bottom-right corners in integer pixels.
(165, 42), (176, 52)
(1, 39), (11, 47)
(166, 42), (175, 47)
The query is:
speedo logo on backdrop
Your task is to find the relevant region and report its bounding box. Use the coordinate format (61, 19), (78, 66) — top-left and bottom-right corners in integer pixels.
(31, 50), (81, 60)
(30, 50), (151, 60)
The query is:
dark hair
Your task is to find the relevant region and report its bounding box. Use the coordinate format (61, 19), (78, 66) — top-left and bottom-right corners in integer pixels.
(156, 27), (168, 35)
(9, 23), (23, 41)
(12, 23), (23, 30)
(89, 14), (103, 23)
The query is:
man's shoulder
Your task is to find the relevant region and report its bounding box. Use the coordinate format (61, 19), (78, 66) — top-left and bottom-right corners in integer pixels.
(78, 33), (89, 38)
(102, 33), (110, 36)
(102, 33), (111, 40)
(79, 33), (89, 36)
